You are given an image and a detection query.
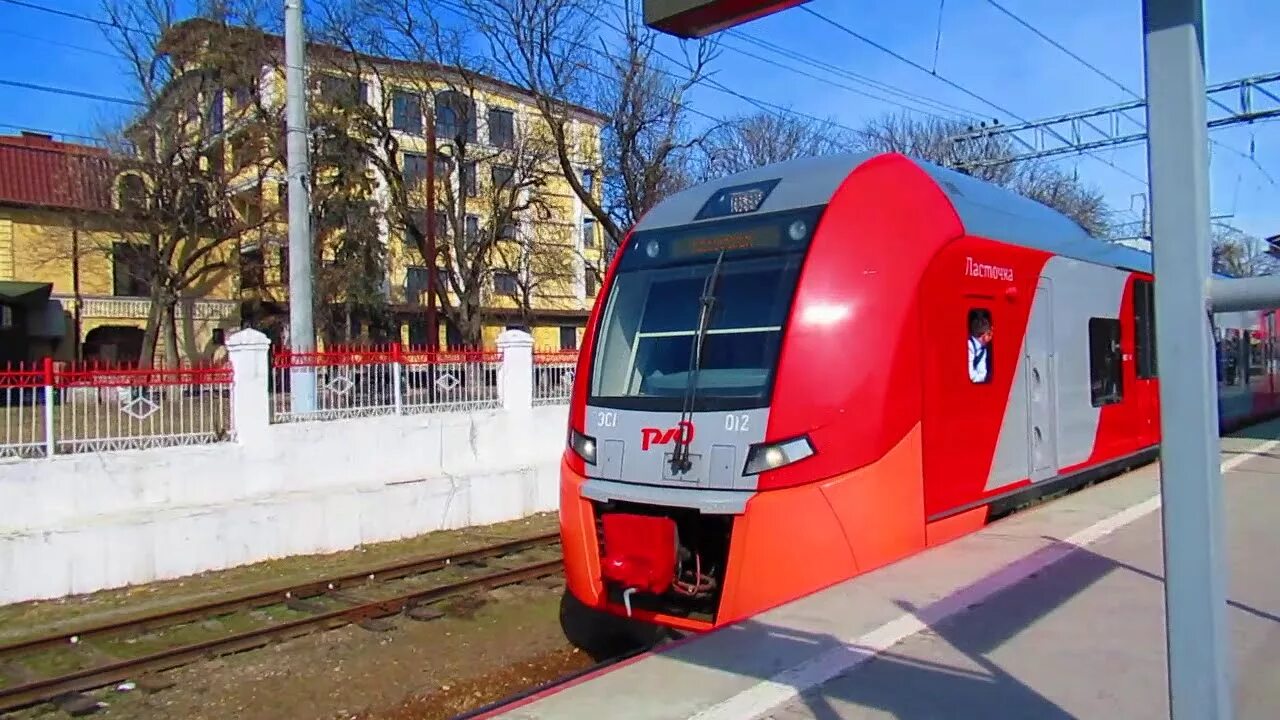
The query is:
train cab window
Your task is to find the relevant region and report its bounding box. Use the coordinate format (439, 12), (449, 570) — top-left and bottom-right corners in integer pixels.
(1089, 317), (1124, 406)
(967, 308), (993, 384)
(1133, 279), (1157, 378)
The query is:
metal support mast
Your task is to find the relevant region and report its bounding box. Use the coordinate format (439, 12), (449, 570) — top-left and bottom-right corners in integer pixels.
(1143, 1), (1231, 718)
(285, 0), (316, 411)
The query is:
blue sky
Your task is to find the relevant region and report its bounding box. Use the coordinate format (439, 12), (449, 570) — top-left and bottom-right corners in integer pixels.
(1, 0), (1275, 240)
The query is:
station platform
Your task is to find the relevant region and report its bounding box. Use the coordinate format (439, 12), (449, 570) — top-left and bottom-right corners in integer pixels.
(486, 419), (1280, 720)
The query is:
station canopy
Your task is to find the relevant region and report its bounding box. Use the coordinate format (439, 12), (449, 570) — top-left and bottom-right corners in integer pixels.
(643, 0), (812, 38)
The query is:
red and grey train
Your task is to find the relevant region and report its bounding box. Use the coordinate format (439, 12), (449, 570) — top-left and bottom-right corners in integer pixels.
(556, 151), (1280, 648)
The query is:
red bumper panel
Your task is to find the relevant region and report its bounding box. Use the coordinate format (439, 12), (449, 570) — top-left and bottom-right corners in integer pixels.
(599, 513), (678, 594)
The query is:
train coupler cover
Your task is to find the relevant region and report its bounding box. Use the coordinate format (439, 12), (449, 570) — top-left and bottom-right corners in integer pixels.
(600, 513), (678, 594)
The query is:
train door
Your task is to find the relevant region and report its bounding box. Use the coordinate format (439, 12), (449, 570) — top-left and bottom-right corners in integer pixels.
(1131, 277), (1159, 445)
(1026, 278), (1059, 481)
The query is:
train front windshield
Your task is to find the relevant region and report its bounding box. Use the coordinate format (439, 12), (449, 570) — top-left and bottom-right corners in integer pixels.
(589, 206), (821, 412)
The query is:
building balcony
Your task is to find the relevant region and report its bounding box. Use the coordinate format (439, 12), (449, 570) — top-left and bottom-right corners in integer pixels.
(53, 294), (241, 321)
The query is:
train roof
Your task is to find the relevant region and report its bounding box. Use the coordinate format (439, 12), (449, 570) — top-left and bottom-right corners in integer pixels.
(634, 151), (1155, 274)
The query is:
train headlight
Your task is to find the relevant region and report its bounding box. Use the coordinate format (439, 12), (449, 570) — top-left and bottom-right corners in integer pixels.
(569, 427), (598, 465)
(645, 239), (661, 258)
(742, 435), (815, 475)
(787, 220), (808, 242)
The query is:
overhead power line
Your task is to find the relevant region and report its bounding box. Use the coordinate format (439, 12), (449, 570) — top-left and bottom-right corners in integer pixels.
(799, 5), (1148, 187)
(719, 30), (980, 120)
(0, 78), (143, 107)
(0, 0), (158, 37)
(435, 0), (863, 136)
(948, 72), (1280, 174)
(0, 27), (123, 59)
(980, 0), (1273, 187)
(0, 122), (105, 144)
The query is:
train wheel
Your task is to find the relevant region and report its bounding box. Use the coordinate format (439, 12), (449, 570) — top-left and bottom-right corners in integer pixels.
(559, 590), (651, 660)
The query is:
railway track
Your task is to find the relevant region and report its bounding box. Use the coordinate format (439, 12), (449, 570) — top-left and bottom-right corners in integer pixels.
(0, 532), (563, 715)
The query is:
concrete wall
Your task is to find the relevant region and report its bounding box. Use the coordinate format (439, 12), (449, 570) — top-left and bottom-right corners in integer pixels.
(0, 328), (572, 604)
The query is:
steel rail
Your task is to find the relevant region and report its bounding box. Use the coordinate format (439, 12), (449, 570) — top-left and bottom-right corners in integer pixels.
(0, 558), (564, 714)
(453, 644), (651, 720)
(0, 531), (559, 662)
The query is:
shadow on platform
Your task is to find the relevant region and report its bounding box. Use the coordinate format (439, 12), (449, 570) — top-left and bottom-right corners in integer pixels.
(651, 527), (1275, 720)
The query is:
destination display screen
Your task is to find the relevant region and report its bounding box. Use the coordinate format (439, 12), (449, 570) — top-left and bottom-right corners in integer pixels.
(670, 224), (783, 258)
(618, 205), (826, 272)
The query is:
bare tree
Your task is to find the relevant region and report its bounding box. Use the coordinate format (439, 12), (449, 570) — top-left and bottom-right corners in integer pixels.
(308, 0), (563, 347)
(491, 221), (581, 332)
(88, 2), (283, 366)
(855, 111), (1110, 236)
(1007, 162), (1110, 237)
(697, 111), (853, 180)
(1212, 223), (1276, 278)
(464, 0), (716, 250)
(854, 112), (1018, 186)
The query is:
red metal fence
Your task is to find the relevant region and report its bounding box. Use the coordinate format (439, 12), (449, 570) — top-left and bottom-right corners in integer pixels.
(2, 343), (580, 457)
(270, 345), (505, 422)
(533, 350), (578, 406)
(1, 358), (233, 459)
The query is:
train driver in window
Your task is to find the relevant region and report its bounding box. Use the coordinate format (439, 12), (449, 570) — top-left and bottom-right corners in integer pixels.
(968, 311), (993, 384)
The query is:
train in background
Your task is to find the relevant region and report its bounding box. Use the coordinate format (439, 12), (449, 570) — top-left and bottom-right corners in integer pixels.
(555, 151), (1280, 652)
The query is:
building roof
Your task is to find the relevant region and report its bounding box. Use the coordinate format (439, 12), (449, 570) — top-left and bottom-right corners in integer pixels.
(0, 133), (115, 212)
(635, 151), (1154, 274)
(160, 18), (610, 126)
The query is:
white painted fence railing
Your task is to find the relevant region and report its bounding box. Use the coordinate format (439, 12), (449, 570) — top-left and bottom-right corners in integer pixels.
(2, 329), (573, 461)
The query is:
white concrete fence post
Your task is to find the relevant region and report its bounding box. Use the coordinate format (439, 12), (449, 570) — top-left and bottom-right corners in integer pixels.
(227, 328), (273, 439)
(496, 329), (534, 413)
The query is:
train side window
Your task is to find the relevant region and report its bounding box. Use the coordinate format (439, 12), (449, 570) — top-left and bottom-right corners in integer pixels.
(967, 308), (993, 384)
(1133, 279), (1157, 378)
(1089, 317), (1124, 406)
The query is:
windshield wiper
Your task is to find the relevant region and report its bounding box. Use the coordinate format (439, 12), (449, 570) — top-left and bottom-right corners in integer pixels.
(670, 251), (725, 476)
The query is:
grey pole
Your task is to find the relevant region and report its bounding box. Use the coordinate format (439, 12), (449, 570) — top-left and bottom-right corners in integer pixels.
(1142, 1), (1231, 718)
(1210, 275), (1280, 313)
(285, 0), (316, 412)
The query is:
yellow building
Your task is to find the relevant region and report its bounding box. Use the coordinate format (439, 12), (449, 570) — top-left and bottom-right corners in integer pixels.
(0, 132), (240, 366)
(157, 19), (608, 352)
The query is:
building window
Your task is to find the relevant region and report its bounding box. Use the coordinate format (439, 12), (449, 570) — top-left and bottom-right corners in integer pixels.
(581, 169), (594, 193)
(488, 108), (514, 148)
(391, 91), (422, 134)
(967, 308), (993, 384)
(494, 270), (518, 295)
(462, 161), (478, 197)
(492, 164), (514, 189)
(582, 217), (595, 248)
(118, 174), (147, 215)
(585, 271), (597, 297)
(212, 328), (226, 346)
(559, 326), (577, 351)
(406, 266), (430, 305)
(402, 152), (429, 188)
(498, 221), (517, 240)
(112, 242), (153, 297)
(318, 74), (366, 106)
(1133, 278), (1157, 379)
(435, 90), (476, 142)
(272, 248), (286, 287)
(208, 91), (224, 134)
(242, 248), (265, 289)
(1089, 317), (1124, 406)
(465, 215), (480, 244)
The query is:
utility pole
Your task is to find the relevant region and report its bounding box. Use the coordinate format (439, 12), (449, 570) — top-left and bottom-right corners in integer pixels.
(1142, 1), (1231, 718)
(285, 0), (316, 411)
(425, 113), (439, 352)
